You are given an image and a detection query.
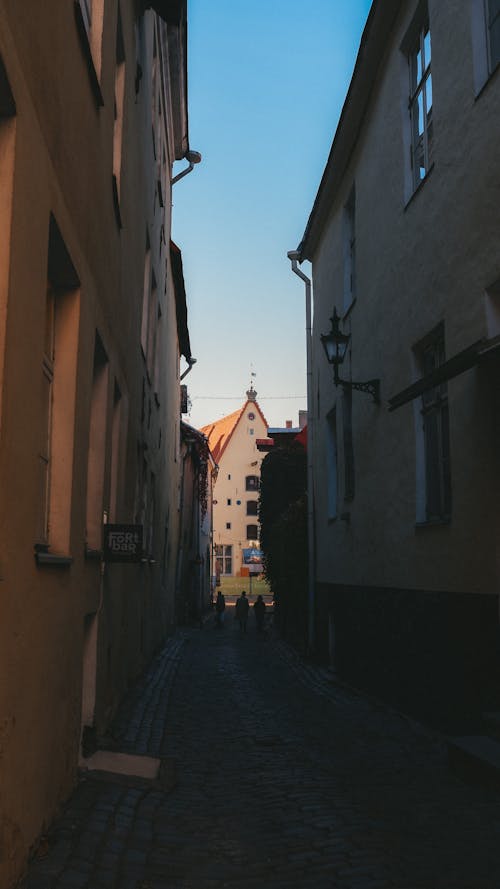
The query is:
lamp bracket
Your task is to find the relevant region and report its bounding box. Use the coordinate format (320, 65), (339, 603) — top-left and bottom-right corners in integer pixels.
(335, 373), (380, 404)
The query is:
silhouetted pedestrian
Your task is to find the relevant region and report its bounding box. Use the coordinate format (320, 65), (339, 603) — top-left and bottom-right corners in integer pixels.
(215, 590), (226, 627)
(235, 590), (249, 633)
(253, 594), (266, 632)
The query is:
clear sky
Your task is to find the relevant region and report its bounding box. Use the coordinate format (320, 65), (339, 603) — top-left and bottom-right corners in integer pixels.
(172, 0), (372, 431)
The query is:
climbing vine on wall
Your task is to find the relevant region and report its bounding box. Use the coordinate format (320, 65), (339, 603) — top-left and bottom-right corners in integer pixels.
(259, 442), (308, 649)
(197, 437), (210, 519)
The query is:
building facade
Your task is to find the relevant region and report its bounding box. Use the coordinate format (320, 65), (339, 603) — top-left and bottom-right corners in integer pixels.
(176, 421), (217, 622)
(0, 2), (195, 884)
(296, 0), (500, 726)
(201, 387), (268, 578)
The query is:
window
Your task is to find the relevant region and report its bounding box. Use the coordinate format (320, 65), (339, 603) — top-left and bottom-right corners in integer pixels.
(246, 501), (258, 516)
(75, 0), (105, 102)
(342, 389), (355, 501)
(246, 525), (258, 540)
(471, 0), (500, 92)
(109, 381), (122, 522)
(414, 326), (451, 523)
(112, 6), (126, 215)
(215, 544), (232, 576)
(146, 272), (158, 380)
(81, 0), (92, 32)
(86, 333), (109, 551)
(37, 217), (80, 554)
(407, 15), (433, 189)
(141, 237), (151, 356)
(0, 58), (15, 441)
(226, 522), (231, 530)
(246, 475), (259, 491)
(249, 428), (254, 435)
(343, 187), (356, 312)
(486, 0), (500, 72)
(227, 498), (232, 506)
(326, 409), (338, 520)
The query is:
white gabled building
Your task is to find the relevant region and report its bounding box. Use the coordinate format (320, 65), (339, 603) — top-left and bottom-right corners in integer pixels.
(201, 386), (268, 578)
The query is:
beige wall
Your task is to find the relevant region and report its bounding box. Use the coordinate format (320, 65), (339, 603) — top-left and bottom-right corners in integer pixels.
(310, 0), (500, 596)
(213, 406), (267, 576)
(0, 3), (187, 886)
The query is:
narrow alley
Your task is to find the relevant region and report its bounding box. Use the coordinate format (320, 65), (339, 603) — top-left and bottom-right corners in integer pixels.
(22, 611), (500, 889)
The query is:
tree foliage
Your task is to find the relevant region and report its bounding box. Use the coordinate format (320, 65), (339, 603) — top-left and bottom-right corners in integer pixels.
(259, 443), (308, 649)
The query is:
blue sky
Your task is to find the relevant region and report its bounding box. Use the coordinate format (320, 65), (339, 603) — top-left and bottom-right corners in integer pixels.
(172, 0), (372, 430)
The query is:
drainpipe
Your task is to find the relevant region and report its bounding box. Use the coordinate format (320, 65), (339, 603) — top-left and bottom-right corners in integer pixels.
(180, 357), (197, 381)
(287, 250), (316, 655)
(171, 150), (202, 186)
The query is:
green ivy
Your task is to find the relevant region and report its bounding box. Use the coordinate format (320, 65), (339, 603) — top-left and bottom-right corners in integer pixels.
(259, 443), (308, 649)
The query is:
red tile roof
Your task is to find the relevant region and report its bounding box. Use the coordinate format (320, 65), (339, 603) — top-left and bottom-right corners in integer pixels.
(199, 399), (268, 464)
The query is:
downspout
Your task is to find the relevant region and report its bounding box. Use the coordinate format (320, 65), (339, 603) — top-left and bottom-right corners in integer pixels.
(287, 251), (316, 655)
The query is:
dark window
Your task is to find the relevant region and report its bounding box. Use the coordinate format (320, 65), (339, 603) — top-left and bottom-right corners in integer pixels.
(342, 388), (355, 501)
(487, 0), (500, 72)
(246, 500), (258, 516)
(227, 498), (231, 506)
(246, 524), (258, 539)
(417, 326), (451, 521)
(245, 475), (259, 491)
(226, 522), (231, 530)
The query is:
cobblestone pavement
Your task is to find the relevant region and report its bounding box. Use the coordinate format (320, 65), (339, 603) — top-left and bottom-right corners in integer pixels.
(21, 616), (500, 889)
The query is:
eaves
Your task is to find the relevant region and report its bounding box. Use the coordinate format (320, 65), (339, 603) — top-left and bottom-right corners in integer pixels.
(300, 0), (403, 262)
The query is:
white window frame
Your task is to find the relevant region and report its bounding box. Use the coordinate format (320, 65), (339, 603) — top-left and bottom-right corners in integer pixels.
(408, 17), (433, 191)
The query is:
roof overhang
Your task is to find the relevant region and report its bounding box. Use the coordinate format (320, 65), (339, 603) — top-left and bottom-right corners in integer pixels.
(147, 0), (188, 160)
(298, 0), (402, 262)
(144, 0), (183, 24)
(388, 335), (500, 411)
(170, 240), (191, 361)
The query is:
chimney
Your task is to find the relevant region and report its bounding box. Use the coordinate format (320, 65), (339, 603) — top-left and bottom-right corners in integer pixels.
(298, 410), (307, 429)
(286, 420), (292, 429)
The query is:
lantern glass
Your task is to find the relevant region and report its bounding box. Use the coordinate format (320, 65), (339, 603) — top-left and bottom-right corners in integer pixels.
(321, 309), (350, 366)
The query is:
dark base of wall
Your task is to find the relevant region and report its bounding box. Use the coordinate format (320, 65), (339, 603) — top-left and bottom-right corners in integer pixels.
(317, 583), (500, 733)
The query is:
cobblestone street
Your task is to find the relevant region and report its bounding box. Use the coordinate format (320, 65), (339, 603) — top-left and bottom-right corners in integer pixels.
(22, 614), (500, 889)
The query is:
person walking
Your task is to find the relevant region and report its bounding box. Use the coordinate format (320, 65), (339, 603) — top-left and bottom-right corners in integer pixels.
(235, 590), (250, 634)
(253, 594), (266, 632)
(215, 590), (226, 627)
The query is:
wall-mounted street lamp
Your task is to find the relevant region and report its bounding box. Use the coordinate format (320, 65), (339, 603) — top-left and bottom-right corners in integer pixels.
(321, 307), (380, 404)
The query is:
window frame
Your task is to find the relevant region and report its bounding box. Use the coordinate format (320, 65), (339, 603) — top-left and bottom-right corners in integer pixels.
(407, 17), (433, 191)
(485, 0), (500, 73)
(414, 325), (452, 525)
(245, 475), (259, 492)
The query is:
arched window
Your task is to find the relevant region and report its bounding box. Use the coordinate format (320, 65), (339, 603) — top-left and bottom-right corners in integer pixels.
(246, 501), (258, 516)
(246, 524), (258, 540)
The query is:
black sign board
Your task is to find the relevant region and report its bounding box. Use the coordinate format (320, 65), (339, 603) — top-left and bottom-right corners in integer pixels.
(103, 524), (143, 563)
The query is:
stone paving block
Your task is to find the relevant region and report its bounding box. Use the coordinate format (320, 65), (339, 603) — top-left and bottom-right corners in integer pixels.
(22, 627), (500, 889)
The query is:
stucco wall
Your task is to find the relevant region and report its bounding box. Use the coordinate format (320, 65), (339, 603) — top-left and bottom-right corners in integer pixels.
(0, 4), (185, 885)
(213, 404), (267, 575)
(311, 0), (500, 598)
